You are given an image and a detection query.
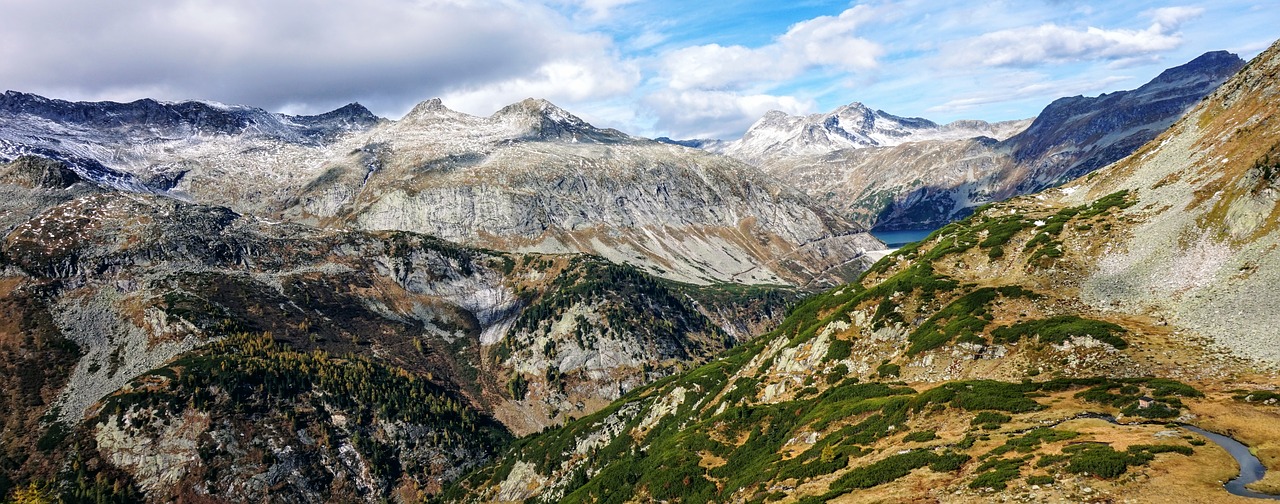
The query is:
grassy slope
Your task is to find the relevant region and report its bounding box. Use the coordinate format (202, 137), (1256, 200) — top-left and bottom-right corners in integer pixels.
(446, 39), (1280, 504)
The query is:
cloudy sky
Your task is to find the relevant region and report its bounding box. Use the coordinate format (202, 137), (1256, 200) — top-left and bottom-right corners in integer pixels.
(1, 1), (1275, 139)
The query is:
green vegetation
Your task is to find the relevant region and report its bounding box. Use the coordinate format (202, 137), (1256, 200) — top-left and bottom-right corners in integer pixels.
(826, 339), (853, 361)
(507, 374), (529, 401)
(1026, 475), (1055, 486)
(971, 411), (1013, 429)
(986, 429), (1078, 458)
(991, 315), (1129, 349)
(970, 456), (1031, 490)
(906, 286), (1039, 354)
(1234, 390), (1280, 403)
(1049, 443), (1193, 479)
(1021, 190), (1134, 265)
(903, 430), (938, 443)
(100, 332), (510, 487)
(913, 381), (1045, 414)
(448, 367), (1205, 503)
(1075, 378), (1201, 418)
(876, 362), (901, 378)
(834, 450), (967, 490)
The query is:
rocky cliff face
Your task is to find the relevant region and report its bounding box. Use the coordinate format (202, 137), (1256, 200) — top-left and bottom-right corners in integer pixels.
(446, 40), (1280, 504)
(725, 52), (1244, 231)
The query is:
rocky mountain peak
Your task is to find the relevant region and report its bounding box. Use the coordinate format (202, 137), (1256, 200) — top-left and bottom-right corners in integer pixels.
(490, 97), (623, 142)
(1147, 50), (1245, 87)
(1004, 50), (1245, 177)
(402, 97), (465, 122)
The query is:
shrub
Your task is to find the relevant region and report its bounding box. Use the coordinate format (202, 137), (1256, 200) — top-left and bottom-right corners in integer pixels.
(826, 339), (853, 361)
(991, 316), (1128, 349)
(971, 411), (1012, 427)
(903, 430), (938, 443)
(1026, 475), (1055, 486)
(507, 374), (529, 401)
(970, 457), (1030, 490)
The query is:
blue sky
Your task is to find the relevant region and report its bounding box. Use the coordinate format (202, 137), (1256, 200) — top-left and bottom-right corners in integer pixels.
(1, 1), (1276, 139)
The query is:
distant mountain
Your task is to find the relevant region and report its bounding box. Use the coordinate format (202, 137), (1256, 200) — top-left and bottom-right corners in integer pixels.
(0, 94), (883, 287)
(719, 51), (1245, 231)
(0, 90), (383, 194)
(654, 136), (726, 150)
(448, 38), (1280, 504)
(1004, 50), (1247, 189)
(720, 102), (1032, 166)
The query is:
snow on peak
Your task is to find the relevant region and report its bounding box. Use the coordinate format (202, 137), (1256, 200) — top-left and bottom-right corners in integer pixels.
(722, 101), (1009, 165)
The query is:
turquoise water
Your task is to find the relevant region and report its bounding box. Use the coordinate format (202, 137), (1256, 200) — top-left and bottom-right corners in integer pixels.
(870, 229), (937, 248)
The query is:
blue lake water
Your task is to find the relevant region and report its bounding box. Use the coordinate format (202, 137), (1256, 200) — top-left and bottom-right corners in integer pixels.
(870, 229), (938, 248)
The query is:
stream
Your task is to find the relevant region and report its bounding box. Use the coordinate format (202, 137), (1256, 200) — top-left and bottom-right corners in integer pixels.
(1179, 425), (1280, 500)
(1076, 414), (1280, 500)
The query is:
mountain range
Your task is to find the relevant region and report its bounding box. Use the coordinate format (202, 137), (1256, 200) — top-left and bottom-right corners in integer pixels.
(704, 50), (1245, 230)
(0, 93), (881, 288)
(1, 33), (1278, 504)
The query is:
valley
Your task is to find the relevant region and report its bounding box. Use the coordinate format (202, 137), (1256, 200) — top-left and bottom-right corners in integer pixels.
(0, 17), (1278, 504)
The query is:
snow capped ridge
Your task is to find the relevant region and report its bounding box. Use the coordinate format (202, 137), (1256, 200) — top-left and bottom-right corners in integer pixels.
(0, 90), (382, 144)
(721, 100), (1023, 165)
(394, 96), (626, 143)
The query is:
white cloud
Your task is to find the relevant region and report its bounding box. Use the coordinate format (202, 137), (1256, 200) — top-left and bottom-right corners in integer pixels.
(437, 51), (641, 119)
(659, 5), (882, 90)
(1149, 6), (1205, 32)
(947, 6), (1204, 67)
(645, 89), (814, 139)
(649, 5), (882, 138)
(777, 6), (883, 70)
(0, 0), (627, 117)
(569, 0), (640, 21)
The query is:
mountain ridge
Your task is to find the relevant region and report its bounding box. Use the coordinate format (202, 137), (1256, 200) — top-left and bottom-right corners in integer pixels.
(725, 50), (1244, 231)
(0, 92), (883, 288)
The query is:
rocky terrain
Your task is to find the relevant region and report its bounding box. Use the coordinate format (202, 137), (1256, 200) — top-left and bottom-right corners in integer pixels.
(0, 155), (798, 502)
(717, 51), (1244, 231)
(444, 41), (1280, 503)
(0, 94), (883, 288)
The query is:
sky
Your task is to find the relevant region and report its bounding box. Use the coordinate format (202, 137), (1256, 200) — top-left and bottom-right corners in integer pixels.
(0, 1), (1276, 140)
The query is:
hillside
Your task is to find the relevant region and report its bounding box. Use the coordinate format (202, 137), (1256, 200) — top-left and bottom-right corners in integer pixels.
(0, 157), (797, 502)
(444, 40), (1280, 503)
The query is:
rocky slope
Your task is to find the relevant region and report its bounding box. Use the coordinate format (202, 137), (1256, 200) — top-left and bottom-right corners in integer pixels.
(730, 51), (1244, 231)
(291, 98), (881, 287)
(0, 94), (883, 288)
(0, 157), (797, 502)
(444, 40), (1280, 504)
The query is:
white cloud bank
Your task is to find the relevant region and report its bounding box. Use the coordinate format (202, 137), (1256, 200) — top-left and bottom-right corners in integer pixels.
(0, 0), (637, 118)
(947, 6), (1204, 67)
(650, 5), (883, 138)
